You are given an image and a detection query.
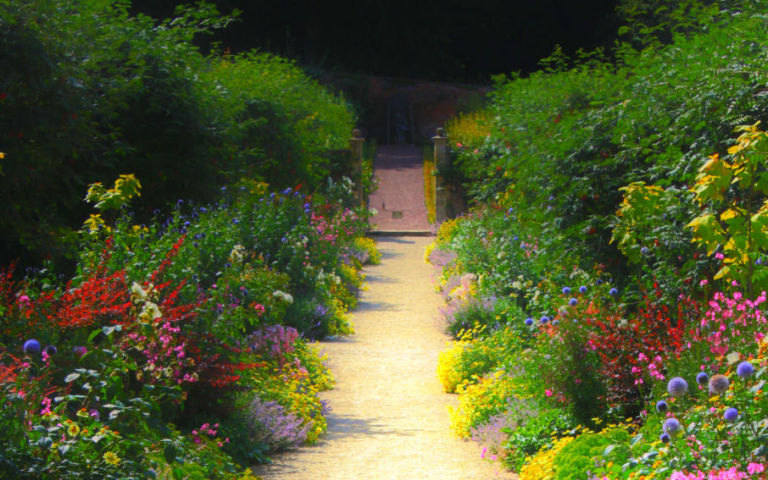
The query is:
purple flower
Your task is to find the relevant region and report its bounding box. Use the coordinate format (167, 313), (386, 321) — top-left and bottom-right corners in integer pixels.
(45, 345), (57, 356)
(568, 298), (578, 307)
(23, 339), (41, 355)
(736, 361), (755, 378)
(540, 315), (550, 324)
(663, 417), (682, 435)
(709, 374), (730, 395)
(660, 433), (671, 443)
(609, 287), (618, 296)
(524, 317), (534, 326)
(724, 407), (738, 423)
(641, 246), (649, 255)
(667, 377), (688, 397)
(696, 372), (709, 385)
(656, 400), (668, 413)
(562, 287), (572, 295)
(579, 286), (587, 294)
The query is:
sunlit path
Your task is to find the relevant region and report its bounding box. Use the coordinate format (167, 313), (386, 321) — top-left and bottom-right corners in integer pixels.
(254, 236), (514, 480)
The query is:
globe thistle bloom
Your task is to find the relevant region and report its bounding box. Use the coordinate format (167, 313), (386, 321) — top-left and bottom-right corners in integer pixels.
(737, 361), (755, 379)
(579, 286), (587, 294)
(708, 374), (730, 395)
(696, 372), (709, 385)
(540, 315), (550, 324)
(609, 287), (619, 296)
(562, 287), (572, 295)
(663, 418), (682, 436)
(23, 339), (41, 355)
(656, 400), (669, 413)
(724, 407), (738, 423)
(44, 345), (57, 356)
(569, 298), (578, 307)
(641, 246), (649, 255)
(525, 317), (534, 326)
(660, 433), (671, 443)
(667, 377), (688, 397)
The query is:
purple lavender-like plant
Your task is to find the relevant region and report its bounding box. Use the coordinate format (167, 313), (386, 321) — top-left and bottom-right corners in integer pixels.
(247, 395), (312, 451)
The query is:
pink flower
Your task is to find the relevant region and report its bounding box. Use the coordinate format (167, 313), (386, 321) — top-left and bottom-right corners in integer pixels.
(748, 463), (765, 475)
(545, 389), (553, 397)
(715, 252), (725, 260)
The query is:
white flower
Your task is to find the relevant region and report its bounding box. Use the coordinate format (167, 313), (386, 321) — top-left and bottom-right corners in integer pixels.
(131, 282), (148, 302)
(272, 290), (294, 304)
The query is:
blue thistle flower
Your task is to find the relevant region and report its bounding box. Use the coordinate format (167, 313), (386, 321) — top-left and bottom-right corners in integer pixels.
(656, 400), (668, 413)
(562, 287), (572, 295)
(736, 361), (755, 378)
(667, 377), (688, 397)
(45, 345), (57, 356)
(568, 298), (578, 307)
(708, 374), (730, 395)
(524, 317), (534, 326)
(23, 339), (41, 355)
(540, 315), (549, 324)
(724, 407), (738, 423)
(609, 287), (618, 297)
(663, 417), (681, 436)
(696, 372), (709, 385)
(579, 285), (587, 294)
(660, 433), (671, 443)
(641, 246), (649, 255)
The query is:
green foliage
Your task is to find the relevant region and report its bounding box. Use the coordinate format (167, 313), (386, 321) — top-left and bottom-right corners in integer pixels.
(0, 0), (355, 268)
(450, 4), (768, 292)
(503, 407), (578, 472)
(687, 124), (768, 295)
(552, 426), (632, 479)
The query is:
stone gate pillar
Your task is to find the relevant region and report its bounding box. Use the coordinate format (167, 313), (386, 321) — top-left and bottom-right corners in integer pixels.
(350, 128), (365, 208)
(432, 127), (449, 223)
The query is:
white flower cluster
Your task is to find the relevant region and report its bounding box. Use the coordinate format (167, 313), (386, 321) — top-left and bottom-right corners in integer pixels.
(229, 244), (247, 264)
(272, 290), (294, 304)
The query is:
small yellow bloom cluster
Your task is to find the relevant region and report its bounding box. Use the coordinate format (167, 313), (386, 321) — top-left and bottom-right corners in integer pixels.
(437, 340), (467, 393)
(449, 370), (519, 437)
(519, 436), (574, 480)
(352, 236), (381, 265)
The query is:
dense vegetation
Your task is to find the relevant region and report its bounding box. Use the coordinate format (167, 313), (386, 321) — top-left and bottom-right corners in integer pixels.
(0, 0), (355, 269)
(434, 1), (768, 478)
(0, 1), (375, 478)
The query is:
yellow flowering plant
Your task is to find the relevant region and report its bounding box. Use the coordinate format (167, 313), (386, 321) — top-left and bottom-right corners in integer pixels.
(686, 123), (768, 295)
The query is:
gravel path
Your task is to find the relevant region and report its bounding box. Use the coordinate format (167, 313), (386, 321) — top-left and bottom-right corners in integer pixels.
(254, 236), (515, 480)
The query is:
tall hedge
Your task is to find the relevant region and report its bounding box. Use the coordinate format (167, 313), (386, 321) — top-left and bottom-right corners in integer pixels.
(0, 0), (354, 268)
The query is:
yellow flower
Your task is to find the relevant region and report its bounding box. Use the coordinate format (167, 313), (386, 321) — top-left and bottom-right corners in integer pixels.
(67, 423), (80, 437)
(103, 451), (120, 465)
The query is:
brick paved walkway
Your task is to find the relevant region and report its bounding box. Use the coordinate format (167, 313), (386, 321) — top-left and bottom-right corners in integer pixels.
(368, 145), (431, 233)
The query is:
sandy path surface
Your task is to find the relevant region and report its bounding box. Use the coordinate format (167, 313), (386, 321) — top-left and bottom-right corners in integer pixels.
(254, 236), (514, 480)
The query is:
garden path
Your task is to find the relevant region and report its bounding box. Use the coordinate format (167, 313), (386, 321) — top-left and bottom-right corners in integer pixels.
(254, 236), (515, 479)
(367, 145), (432, 233)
